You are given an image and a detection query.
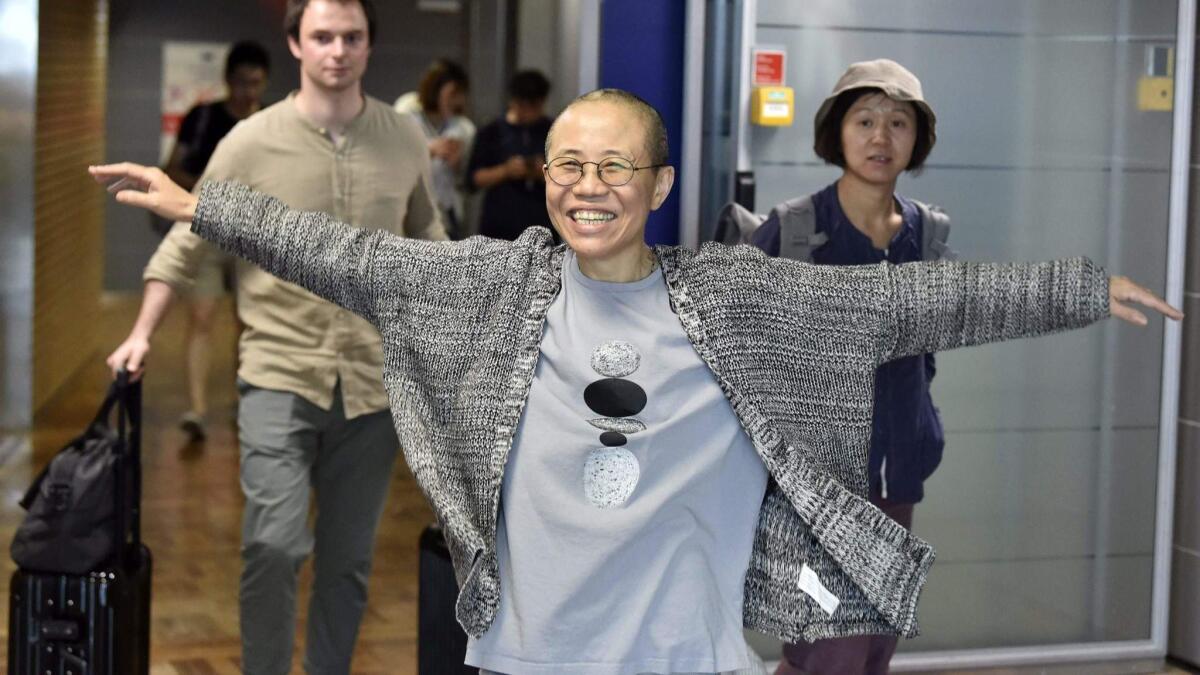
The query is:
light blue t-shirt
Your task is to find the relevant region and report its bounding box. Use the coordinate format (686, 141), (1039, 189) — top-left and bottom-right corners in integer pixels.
(465, 251), (771, 675)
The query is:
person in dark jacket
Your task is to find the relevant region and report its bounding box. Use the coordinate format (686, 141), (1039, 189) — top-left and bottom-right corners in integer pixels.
(750, 59), (949, 675)
(467, 70), (555, 241)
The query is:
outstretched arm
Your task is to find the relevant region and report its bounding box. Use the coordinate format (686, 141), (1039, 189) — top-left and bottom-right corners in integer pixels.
(879, 258), (1181, 363)
(90, 162), (447, 327)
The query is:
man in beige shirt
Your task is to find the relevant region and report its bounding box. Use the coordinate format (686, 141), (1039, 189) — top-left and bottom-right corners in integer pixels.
(106, 1), (445, 672)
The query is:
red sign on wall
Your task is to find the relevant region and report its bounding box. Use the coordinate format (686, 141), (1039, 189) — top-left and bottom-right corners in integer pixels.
(752, 48), (786, 86)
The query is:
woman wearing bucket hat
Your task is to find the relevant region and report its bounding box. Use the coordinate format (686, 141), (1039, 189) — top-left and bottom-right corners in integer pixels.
(750, 59), (950, 674)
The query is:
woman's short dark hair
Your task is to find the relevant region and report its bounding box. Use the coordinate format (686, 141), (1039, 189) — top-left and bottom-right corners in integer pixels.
(508, 70), (551, 104)
(417, 59), (469, 113)
(285, 0), (377, 46)
(546, 89), (668, 166)
(813, 87), (934, 172)
(225, 41), (270, 79)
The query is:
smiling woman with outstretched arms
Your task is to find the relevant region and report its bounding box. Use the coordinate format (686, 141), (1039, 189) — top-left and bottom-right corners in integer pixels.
(91, 88), (1179, 675)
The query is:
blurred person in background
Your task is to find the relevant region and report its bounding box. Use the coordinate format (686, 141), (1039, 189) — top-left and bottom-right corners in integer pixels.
(396, 58), (475, 238)
(160, 40), (270, 441)
(467, 69), (554, 241)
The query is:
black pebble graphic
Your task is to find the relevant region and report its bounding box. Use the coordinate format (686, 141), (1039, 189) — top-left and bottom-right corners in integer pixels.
(600, 431), (627, 447)
(584, 378), (647, 418)
(583, 340), (647, 509)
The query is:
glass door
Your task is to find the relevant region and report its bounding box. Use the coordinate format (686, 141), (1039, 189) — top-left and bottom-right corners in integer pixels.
(697, 0), (1192, 666)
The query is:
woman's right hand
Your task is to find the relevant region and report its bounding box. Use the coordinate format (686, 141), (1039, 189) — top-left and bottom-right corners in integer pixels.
(106, 333), (151, 382)
(89, 163), (198, 224)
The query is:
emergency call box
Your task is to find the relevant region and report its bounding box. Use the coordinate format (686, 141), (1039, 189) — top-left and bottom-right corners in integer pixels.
(751, 86), (794, 126)
(1137, 45), (1173, 112)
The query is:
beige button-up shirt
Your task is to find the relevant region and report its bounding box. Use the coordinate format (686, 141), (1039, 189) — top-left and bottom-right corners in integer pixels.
(144, 93), (446, 418)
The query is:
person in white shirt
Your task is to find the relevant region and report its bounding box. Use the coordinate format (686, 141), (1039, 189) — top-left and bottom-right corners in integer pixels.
(396, 58), (476, 238)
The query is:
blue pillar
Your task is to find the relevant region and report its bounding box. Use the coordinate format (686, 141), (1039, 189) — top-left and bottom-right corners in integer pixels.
(598, 0), (685, 246)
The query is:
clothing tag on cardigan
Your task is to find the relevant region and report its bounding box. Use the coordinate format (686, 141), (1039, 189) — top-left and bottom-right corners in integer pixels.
(799, 564), (840, 616)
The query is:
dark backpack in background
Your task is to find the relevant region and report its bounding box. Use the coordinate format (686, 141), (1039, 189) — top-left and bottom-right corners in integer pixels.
(715, 194), (954, 262)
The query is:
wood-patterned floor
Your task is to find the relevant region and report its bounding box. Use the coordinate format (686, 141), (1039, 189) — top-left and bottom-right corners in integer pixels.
(0, 294), (1193, 675)
(0, 294), (435, 674)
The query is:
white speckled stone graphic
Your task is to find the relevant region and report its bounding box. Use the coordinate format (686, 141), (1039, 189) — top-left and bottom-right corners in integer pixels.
(583, 447), (640, 508)
(590, 340), (641, 378)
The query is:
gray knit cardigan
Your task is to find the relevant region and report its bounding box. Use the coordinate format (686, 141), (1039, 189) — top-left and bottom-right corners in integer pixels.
(191, 180), (1111, 642)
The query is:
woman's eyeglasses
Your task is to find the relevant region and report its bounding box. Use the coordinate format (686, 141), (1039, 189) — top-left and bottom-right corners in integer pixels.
(544, 157), (667, 187)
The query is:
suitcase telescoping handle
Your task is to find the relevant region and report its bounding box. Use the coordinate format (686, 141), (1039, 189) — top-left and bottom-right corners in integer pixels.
(113, 368), (144, 564)
(82, 368), (144, 564)
(73, 369), (144, 563)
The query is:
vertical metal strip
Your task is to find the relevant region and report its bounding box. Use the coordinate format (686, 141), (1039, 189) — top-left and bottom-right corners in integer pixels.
(0, 0), (37, 429)
(732, 0), (756, 173)
(680, 0), (706, 249)
(577, 0), (601, 93)
(1088, 0), (1135, 641)
(1153, 0), (1195, 652)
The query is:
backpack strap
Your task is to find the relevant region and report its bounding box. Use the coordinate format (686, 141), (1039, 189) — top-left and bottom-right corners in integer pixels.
(777, 195), (828, 262)
(914, 199), (955, 261)
(714, 200), (767, 245)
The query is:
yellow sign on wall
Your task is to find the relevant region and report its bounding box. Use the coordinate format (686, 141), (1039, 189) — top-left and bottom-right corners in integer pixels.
(751, 86), (794, 126)
(1138, 45), (1173, 112)
(1137, 77), (1173, 112)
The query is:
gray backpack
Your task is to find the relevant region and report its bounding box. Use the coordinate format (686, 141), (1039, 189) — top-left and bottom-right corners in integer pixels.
(716, 194), (954, 262)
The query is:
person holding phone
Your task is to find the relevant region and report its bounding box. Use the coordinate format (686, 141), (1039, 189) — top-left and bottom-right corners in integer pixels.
(468, 70), (555, 240)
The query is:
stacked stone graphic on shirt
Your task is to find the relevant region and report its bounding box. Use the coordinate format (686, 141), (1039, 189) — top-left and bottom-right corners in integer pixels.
(583, 340), (647, 508)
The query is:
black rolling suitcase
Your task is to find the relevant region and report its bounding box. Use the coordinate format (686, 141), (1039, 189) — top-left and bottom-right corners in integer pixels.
(418, 524), (474, 675)
(8, 373), (152, 675)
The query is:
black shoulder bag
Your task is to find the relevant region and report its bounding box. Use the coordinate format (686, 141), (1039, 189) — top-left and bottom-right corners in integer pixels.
(10, 372), (142, 574)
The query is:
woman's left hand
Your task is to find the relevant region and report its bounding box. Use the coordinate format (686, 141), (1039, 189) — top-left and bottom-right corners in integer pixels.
(1109, 275), (1184, 325)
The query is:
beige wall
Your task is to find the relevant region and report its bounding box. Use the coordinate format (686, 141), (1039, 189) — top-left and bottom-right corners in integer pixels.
(33, 0), (109, 413)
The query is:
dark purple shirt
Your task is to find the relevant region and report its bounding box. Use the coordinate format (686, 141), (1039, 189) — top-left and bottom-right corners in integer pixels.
(750, 182), (945, 503)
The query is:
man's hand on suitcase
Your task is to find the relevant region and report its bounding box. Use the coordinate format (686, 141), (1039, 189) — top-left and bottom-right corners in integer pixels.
(89, 163), (197, 224)
(107, 334), (150, 382)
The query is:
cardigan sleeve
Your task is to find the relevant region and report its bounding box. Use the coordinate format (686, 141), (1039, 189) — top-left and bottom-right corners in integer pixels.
(877, 257), (1111, 363)
(191, 179), (464, 328)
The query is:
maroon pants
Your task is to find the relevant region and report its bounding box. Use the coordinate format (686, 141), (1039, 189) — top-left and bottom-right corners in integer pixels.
(774, 498), (915, 675)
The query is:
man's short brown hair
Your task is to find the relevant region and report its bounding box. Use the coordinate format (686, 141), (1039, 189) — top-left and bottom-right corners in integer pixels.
(285, 0), (377, 46)
(813, 88), (934, 172)
(546, 89), (669, 167)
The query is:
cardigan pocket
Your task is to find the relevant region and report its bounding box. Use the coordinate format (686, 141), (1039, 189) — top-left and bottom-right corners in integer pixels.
(743, 486), (906, 641)
(781, 461), (936, 638)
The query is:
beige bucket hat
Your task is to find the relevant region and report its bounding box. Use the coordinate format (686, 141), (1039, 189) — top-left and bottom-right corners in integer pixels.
(813, 59), (937, 149)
